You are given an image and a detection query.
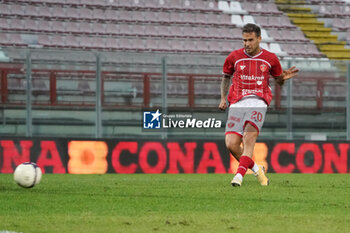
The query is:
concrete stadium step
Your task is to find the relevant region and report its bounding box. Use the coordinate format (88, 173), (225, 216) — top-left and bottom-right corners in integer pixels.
(291, 18), (324, 25)
(277, 0), (349, 62)
(312, 38), (345, 44)
(278, 5), (311, 13)
(323, 51), (350, 60)
(320, 44), (349, 51)
(298, 26), (332, 32)
(275, 0), (306, 5)
(303, 31), (337, 38)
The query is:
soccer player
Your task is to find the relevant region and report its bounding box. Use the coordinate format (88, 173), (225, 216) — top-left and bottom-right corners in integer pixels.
(219, 24), (299, 187)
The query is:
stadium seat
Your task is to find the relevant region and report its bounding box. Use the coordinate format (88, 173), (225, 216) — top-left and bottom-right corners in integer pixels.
(0, 4), (11, 16)
(65, 35), (80, 48)
(66, 8), (81, 20)
(26, 5), (39, 18)
(78, 22), (92, 34)
(145, 38), (159, 51)
(231, 15), (244, 27)
(38, 20), (51, 32)
(38, 34), (51, 47)
(118, 24), (131, 36)
(32, 79), (48, 91)
(91, 23), (106, 35)
(77, 80), (91, 93)
(11, 4), (24, 16)
(51, 21), (66, 33)
(105, 23), (119, 35)
(10, 19), (24, 31)
(129, 24), (144, 37)
(51, 35), (66, 47)
(194, 27), (208, 38)
(66, 22), (80, 34)
(143, 24), (158, 37)
(218, 1), (247, 14)
(51, 7), (66, 19)
(156, 25), (169, 37)
(269, 43), (288, 56)
(8, 34), (25, 46)
(80, 36), (92, 49)
(40, 6), (54, 18)
(168, 25), (183, 38)
(91, 37), (105, 49)
(7, 78), (24, 91)
(92, 9), (105, 21)
(105, 37), (119, 50)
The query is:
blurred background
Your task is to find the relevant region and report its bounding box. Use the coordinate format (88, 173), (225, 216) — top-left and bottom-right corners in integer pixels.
(0, 0), (349, 141)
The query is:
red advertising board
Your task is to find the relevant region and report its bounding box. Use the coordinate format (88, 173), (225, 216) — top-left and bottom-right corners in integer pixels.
(0, 138), (349, 174)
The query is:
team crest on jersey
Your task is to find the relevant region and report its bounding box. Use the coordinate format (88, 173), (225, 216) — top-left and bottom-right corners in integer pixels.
(260, 64), (267, 72)
(240, 65), (246, 70)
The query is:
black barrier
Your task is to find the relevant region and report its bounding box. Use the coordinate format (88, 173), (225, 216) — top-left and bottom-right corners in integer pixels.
(0, 138), (349, 174)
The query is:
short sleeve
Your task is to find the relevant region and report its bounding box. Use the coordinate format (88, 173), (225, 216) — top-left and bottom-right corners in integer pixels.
(270, 54), (283, 77)
(222, 53), (235, 76)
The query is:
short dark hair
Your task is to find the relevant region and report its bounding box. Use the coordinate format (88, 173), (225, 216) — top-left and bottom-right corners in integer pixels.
(242, 24), (261, 37)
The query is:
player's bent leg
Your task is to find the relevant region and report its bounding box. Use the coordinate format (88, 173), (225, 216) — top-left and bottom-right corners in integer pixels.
(225, 133), (243, 161)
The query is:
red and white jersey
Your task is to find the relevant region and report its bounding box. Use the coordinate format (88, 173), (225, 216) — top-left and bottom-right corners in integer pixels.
(222, 48), (283, 106)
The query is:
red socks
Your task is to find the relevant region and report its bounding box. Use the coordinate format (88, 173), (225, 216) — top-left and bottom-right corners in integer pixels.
(236, 156), (254, 177)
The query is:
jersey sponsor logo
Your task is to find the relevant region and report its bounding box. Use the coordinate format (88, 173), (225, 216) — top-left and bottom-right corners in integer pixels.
(229, 116), (241, 122)
(260, 64), (267, 72)
(240, 75), (264, 81)
(242, 89), (263, 95)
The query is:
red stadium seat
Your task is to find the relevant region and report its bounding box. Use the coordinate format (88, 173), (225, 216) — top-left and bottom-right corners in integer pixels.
(78, 22), (92, 34)
(194, 27), (208, 38)
(144, 25), (159, 37)
(118, 24), (131, 36)
(91, 23), (106, 35)
(26, 5), (39, 18)
(38, 34), (51, 47)
(105, 9), (119, 21)
(157, 25), (170, 37)
(92, 9), (105, 20)
(105, 37), (119, 50)
(130, 24), (145, 37)
(51, 35), (66, 47)
(91, 37), (106, 49)
(80, 36), (92, 49)
(37, 20), (51, 32)
(168, 25), (183, 38)
(51, 21), (66, 33)
(66, 8), (80, 20)
(66, 22), (80, 34)
(65, 35), (80, 48)
(39, 6), (53, 18)
(145, 38), (158, 51)
(10, 19), (24, 31)
(182, 26), (197, 38)
(80, 7), (93, 20)
(11, 4), (24, 16)
(51, 7), (66, 19)
(105, 23), (119, 35)
(0, 4), (11, 16)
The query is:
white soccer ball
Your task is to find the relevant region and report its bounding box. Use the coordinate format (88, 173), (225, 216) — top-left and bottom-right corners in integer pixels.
(13, 162), (42, 188)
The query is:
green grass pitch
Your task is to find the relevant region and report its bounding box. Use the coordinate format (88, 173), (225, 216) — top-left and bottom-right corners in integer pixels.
(1, 174), (350, 233)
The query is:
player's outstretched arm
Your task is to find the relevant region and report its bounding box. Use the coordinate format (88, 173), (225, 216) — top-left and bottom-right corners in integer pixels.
(275, 66), (299, 86)
(219, 74), (231, 110)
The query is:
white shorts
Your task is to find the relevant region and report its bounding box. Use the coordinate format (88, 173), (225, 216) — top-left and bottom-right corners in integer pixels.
(225, 96), (267, 137)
